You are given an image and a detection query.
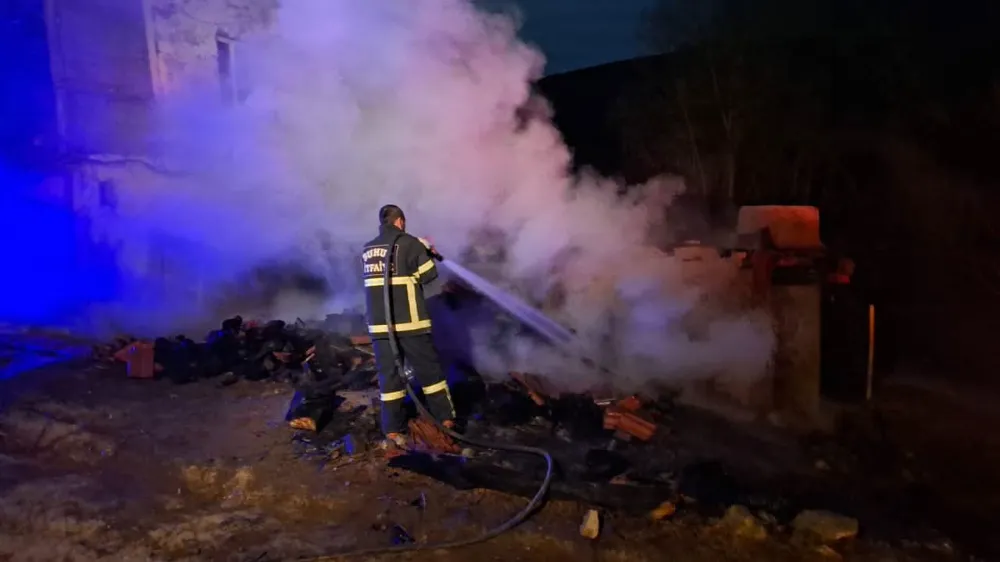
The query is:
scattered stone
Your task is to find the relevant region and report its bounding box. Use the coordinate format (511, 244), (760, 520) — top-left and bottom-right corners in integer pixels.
(649, 501), (676, 521)
(603, 410), (657, 442)
(756, 510), (778, 526)
(217, 371), (240, 387)
(408, 418), (460, 454)
(791, 510), (859, 542)
(716, 505), (768, 541)
(580, 509), (601, 539)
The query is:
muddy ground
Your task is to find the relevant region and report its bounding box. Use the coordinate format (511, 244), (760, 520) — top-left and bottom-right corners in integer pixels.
(0, 360), (995, 562)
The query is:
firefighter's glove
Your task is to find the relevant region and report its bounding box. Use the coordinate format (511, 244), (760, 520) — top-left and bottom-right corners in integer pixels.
(417, 236), (443, 260)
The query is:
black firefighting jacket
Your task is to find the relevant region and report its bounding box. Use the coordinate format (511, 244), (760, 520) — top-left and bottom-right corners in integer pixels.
(361, 224), (439, 338)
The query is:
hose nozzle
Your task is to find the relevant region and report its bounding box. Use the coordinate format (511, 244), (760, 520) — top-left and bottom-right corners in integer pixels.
(418, 237), (444, 261)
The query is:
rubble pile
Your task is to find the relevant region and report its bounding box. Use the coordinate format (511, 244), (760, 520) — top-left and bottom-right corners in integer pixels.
(93, 313), (386, 437)
(389, 374), (690, 514)
(92, 314), (375, 388)
(91, 315), (884, 553)
(91, 317), (683, 506)
(92, 318), (752, 513)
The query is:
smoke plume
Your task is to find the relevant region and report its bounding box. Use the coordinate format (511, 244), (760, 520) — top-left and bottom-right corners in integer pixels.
(80, 0), (773, 391)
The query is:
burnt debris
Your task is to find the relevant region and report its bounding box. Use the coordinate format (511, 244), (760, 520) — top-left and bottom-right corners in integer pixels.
(89, 314), (969, 559)
(95, 314), (376, 389)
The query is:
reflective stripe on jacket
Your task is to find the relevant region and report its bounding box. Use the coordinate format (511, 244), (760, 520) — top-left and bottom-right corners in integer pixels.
(361, 225), (439, 337)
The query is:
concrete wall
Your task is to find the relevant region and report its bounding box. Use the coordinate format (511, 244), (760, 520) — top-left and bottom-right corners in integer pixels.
(147, 0), (274, 96)
(45, 0), (274, 291)
(672, 246), (777, 417)
(45, 0), (274, 159)
(45, 0), (158, 156)
(2, 0), (59, 168)
(771, 284), (822, 424)
(71, 157), (213, 310)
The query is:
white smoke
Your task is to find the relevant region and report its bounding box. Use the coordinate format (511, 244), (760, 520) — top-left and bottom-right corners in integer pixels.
(91, 0), (773, 391)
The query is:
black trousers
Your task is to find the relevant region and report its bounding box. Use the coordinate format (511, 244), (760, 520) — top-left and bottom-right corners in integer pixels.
(373, 333), (456, 435)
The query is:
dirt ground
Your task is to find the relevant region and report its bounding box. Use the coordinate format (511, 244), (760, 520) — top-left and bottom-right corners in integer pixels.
(0, 360), (993, 562)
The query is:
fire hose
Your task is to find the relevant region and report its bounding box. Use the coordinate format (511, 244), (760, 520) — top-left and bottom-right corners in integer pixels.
(297, 234), (555, 560)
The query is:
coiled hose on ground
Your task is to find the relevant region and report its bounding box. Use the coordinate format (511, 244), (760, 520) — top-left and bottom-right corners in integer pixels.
(296, 234), (554, 560)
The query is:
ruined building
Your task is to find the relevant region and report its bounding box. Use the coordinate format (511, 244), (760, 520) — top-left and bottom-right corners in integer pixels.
(2, 0), (274, 311)
(1, 0), (852, 425)
(3, 0), (271, 206)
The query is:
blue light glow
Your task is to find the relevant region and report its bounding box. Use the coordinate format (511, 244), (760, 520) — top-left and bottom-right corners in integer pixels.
(0, 163), (119, 331)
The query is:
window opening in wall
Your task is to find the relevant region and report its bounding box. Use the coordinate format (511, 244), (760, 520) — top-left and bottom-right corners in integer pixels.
(216, 31), (235, 105)
(98, 180), (117, 211)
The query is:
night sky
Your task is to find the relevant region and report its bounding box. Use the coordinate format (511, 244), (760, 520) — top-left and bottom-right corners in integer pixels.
(477, 0), (658, 75)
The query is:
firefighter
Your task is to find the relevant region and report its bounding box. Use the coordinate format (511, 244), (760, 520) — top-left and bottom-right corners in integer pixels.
(361, 204), (457, 449)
